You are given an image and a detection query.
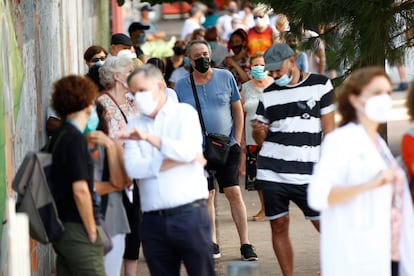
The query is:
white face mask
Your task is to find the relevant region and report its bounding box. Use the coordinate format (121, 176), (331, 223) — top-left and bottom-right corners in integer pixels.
(361, 94), (392, 123)
(134, 90), (158, 116)
(200, 15), (206, 24)
(254, 17), (266, 27)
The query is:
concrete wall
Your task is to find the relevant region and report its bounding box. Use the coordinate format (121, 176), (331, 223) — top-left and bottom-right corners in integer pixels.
(1, 0), (110, 274)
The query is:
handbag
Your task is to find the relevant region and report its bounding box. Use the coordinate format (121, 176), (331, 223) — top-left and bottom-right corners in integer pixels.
(190, 74), (231, 165)
(99, 216), (113, 255)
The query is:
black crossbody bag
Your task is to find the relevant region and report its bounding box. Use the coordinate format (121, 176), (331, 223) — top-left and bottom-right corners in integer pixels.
(190, 73), (230, 165)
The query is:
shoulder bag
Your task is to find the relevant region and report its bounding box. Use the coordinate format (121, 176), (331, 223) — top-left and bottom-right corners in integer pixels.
(190, 73), (230, 165)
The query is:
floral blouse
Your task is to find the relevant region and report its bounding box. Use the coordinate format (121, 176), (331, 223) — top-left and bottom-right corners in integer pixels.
(96, 93), (137, 138)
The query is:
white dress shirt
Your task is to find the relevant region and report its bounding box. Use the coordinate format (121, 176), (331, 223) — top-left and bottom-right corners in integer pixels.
(123, 99), (208, 212)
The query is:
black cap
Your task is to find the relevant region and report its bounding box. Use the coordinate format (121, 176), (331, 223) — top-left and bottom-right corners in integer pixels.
(128, 22), (150, 35)
(111, 33), (133, 46)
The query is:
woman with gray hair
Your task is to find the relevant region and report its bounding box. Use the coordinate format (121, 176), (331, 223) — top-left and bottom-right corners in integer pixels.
(97, 56), (140, 276)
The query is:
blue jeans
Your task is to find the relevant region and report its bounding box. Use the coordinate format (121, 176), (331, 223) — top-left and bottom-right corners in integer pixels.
(141, 203), (215, 276)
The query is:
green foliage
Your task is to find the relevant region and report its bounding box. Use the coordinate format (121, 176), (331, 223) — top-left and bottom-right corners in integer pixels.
(141, 37), (177, 58)
(265, 0), (414, 77)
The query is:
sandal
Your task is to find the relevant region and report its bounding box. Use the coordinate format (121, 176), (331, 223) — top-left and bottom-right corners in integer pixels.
(252, 210), (265, 221)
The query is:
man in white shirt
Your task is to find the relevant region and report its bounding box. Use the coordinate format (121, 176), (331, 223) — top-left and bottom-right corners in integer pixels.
(181, 2), (207, 41)
(118, 64), (215, 276)
(216, 0), (240, 42)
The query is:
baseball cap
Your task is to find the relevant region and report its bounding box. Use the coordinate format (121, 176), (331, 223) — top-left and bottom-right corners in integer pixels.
(128, 22), (150, 34)
(140, 3), (153, 12)
(111, 33), (133, 47)
(264, 43), (294, 71)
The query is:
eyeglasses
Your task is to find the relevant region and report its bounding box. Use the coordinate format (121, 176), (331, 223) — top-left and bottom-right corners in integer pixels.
(91, 56), (106, 63)
(253, 14), (265, 19)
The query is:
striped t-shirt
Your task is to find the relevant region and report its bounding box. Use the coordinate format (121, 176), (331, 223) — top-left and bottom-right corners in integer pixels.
(256, 73), (335, 185)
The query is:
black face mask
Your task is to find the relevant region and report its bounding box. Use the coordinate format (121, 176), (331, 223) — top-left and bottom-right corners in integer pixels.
(230, 45), (243, 55)
(194, 57), (210, 73)
(173, 46), (185, 56)
(288, 44), (297, 51)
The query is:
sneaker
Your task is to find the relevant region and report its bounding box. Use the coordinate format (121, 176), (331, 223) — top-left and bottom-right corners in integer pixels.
(212, 243), (221, 259)
(394, 82), (409, 91)
(240, 244), (258, 261)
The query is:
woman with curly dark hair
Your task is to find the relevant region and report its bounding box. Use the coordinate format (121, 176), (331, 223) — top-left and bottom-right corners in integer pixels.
(48, 75), (106, 275)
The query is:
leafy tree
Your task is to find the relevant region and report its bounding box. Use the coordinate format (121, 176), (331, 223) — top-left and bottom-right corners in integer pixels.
(272, 0), (414, 140)
(271, 0), (414, 74)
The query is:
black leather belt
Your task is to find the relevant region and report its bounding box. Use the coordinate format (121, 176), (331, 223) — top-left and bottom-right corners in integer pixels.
(145, 199), (206, 216)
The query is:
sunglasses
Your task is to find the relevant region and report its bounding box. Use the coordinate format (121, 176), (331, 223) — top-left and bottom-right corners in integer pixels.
(91, 56), (106, 62)
(253, 15), (265, 19)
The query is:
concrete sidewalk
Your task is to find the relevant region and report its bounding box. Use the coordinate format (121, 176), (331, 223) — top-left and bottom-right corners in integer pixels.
(136, 178), (320, 276)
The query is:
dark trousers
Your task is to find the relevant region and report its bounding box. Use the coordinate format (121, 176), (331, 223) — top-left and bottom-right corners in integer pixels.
(141, 204), (215, 276)
(122, 182), (142, 260)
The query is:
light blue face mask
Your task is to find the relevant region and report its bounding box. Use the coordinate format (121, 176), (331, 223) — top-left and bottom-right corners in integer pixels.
(84, 107), (100, 134)
(137, 33), (146, 44)
(274, 71), (293, 87)
(91, 60), (105, 67)
(209, 41), (217, 51)
(250, 65), (267, 80)
(148, 11), (156, 21)
(183, 56), (191, 67)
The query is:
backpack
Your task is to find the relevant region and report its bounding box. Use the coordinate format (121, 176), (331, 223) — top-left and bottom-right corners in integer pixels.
(12, 134), (65, 244)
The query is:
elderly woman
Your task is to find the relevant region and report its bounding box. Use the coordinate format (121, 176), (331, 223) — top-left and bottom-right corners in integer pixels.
(98, 56), (141, 276)
(308, 67), (414, 276)
(49, 75), (105, 275)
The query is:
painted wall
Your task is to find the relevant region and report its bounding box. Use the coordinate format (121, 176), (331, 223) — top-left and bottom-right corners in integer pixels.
(1, 0), (110, 274)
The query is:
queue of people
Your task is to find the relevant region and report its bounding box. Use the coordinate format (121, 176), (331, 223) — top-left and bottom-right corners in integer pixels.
(42, 1), (414, 275)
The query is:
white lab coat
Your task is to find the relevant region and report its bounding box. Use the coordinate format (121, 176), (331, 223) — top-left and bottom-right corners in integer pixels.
(308, 122), (414, 276)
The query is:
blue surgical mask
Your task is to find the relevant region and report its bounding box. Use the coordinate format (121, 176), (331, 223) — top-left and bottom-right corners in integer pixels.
(274, 72), (293, 87)
(137, 33), (146, 44)
(209, 41), (217, 51)
(228, 8), (237, 14)
(84, 107), (100, 134)
(91, 60), (105, 67)
(183, 56), (191, 67)
(250, 65), (267, 80)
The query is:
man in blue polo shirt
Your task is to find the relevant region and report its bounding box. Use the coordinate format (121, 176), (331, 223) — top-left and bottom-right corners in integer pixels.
(175, 39), (258, 261)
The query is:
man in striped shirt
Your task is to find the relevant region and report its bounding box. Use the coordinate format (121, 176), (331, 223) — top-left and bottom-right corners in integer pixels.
(252, 43), (335, 276)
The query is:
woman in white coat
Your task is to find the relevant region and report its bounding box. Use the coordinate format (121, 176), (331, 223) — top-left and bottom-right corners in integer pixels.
(308, 67), (414, 276)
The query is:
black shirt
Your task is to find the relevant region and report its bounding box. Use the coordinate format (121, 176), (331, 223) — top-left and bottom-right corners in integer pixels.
(50, 122), (100, 224)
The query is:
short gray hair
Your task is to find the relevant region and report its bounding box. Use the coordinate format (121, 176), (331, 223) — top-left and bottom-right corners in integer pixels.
(185, 39), (212, 58)
(99, 56), (134, 90)
(127, 63), (165, 88)
(189, 1), (206, 16)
